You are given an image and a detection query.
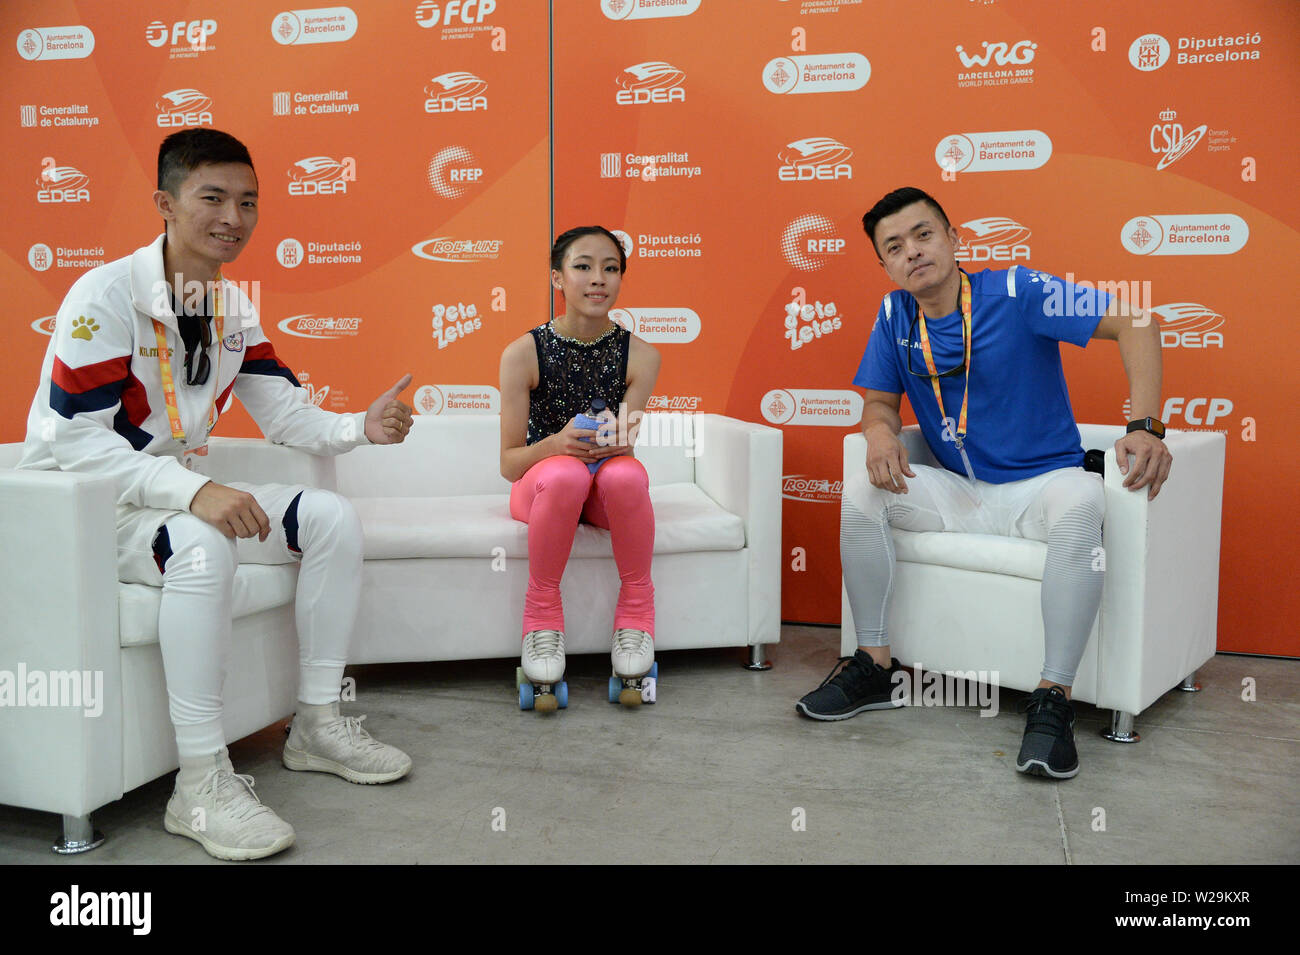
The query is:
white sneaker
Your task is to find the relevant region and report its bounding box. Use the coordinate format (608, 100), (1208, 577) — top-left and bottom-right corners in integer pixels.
(612, 628), (654, 678)
(283, 712), (412, 784)
(164, 768), (295, 861)
(522, 629), (566, 685)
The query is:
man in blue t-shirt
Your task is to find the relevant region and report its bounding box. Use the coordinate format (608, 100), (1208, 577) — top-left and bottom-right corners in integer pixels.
(796, 187), (1172, 780)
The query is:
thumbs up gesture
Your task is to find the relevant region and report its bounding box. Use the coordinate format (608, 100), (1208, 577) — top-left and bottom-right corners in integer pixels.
(364, 373), (414, 445)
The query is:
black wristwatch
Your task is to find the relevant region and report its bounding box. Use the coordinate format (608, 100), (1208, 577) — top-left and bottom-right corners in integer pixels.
(1126, 417), (1166, 440)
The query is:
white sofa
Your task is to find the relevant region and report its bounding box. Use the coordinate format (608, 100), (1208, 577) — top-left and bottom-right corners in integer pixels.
(841, 425), (1226, 736)
(0, 412), (781, 851)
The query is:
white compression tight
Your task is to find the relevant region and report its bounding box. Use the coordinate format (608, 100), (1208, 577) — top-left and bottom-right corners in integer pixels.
(840, 466), (1105, 687)
(154, 487), (362, 759)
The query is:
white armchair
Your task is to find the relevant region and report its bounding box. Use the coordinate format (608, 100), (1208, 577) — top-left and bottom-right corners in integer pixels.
(840, 425), (1226, 739)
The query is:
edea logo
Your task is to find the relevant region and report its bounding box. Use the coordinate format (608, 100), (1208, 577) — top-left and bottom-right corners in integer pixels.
(1151, 302), (1225, 349)
(780, 214), (845, 272)
(615, 62), (686, 105)
(145, 18), (216, 55)
(427, 145), (482, 198)
(424, 72), (488, 113)
(414, 0), (496, 27)
(155, 89), (214, 128)
(602, 0), (701, 20)
(287, 156), (355, 197)
(763, 54), (870, 94)
(1150, 108), (1207, 169)
(276, 313), (362, 339)
(17, 26), (95, 61)
(777, 137), (854, 182)
(955, 217), (1032, 263)
(272, 8), (358, 45)
(411, 236), (502, 262)
(1129, 33), (1171, 71)
(36, 160), (90, 203)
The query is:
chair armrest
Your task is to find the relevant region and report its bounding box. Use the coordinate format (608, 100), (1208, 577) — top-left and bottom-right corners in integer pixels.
(0, 469), (124, 816)
(843, 424), (936, 479)
(693, 415), (783, 645)
(1097, 430), (1225, 711)
(204, 437), (338, 492)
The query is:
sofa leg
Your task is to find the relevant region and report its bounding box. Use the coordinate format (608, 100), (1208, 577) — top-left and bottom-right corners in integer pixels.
(743, 644), (772, 671)
(52, 813), (105, 855)
(1099, 710), (1141, 744)
(1179, 670), (1202, 692)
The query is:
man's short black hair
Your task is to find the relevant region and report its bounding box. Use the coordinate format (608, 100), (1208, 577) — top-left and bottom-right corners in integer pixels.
(862, 187), (952, 256)
(157, 129), (255, 195)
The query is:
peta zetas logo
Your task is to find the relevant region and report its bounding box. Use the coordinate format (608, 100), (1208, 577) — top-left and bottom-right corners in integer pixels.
(287, 156), (355, 196)
(156, 89), (214, 128)
(616, 62), (686, 105)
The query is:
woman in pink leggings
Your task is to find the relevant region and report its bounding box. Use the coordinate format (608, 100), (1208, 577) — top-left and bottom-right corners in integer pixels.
(499, 226), (661, 708)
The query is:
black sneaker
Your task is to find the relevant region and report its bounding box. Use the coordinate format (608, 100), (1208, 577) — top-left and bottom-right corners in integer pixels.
(795, 650), (906, 721)
(1016, 686), (1079, 778)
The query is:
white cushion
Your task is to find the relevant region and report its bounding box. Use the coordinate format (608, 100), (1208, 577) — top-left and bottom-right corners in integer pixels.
(352, 482), (745, 560)
(118, 563), (300, 648)
(893, 530), (1047, 582)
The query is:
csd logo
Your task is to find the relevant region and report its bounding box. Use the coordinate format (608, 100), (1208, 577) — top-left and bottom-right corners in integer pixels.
(615, 62), (686, 104)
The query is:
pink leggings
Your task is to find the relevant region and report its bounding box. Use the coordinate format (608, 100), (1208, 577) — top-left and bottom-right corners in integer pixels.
(509, 454), (655, 638)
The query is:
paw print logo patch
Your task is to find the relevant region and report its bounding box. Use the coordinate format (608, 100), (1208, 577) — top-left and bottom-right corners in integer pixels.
(1027, 271), (1054, 285)
(70, 315), (99, 341)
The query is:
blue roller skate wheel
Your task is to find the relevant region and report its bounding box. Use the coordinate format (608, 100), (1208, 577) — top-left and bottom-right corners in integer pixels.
(557, 681), (568, 709)
(608, 676), (621, 703)
(650, 662), (658, 679)
(519, 681), (535, 710)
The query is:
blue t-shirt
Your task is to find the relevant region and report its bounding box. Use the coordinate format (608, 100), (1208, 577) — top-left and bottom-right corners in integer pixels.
(853, 267), (1111, 483)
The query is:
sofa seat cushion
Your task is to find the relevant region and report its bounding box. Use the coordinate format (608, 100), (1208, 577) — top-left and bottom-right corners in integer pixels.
(893, 530), (1047, 582)
(352, 482), (746, 560)
(119, 563), (300, 648)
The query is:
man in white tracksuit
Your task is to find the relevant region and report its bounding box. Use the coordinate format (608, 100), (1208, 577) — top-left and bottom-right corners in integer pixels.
(19, 128), (414, 860)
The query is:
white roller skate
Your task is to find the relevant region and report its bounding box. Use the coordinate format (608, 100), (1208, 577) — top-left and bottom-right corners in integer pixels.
(517, 629), (567, 713)
(609, 628), (657, 707)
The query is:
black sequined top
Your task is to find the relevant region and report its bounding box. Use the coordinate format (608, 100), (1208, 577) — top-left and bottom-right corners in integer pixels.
(526, 320), (630, 446)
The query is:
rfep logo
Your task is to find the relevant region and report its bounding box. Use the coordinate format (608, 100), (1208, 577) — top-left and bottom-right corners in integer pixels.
(411, 236), (502, 262)
(287, 156), (354, 196)
(36, 160), (90, 204)
(616, 62), (686, 105)
(276, 313), (362, 339)
(155, 89), (214, 128)
(761, 389), (863, 427)
(17, 26), (95, 61)
(272, 7), (358, 45)
(424, 72), (488, 113)
(777, 137), (853, 182)
(955, 217), (1032, 263)
(427, 146), (482, 198)
(602, 0), (701, 20)
(763, 54), (870, 94)
(609, 307), (700, 343)
(1120, 214), (1248, 256)
(780, 214), (845, 272)
(1129, 33), (1171, 71)
(1151, 302), (1225, 349)
(1150, 108), (1206, 169)
(935, 130), (1051, 173)
(414, 0), (496, 27)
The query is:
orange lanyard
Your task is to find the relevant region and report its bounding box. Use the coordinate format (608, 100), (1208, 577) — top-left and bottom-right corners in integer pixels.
(152, 280), (223, 444)
(916, 270), (972, 448)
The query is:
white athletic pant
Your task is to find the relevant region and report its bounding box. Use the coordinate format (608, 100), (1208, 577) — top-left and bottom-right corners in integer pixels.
(118, 484), (363, 759)
(840, 465), (1104, 686)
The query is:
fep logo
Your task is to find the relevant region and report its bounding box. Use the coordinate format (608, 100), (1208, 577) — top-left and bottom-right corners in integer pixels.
(602, 0), (701, 20)
(1129, 33), (1171, 71)
(780, 214), (845, 272)
(272, 7), (358, 45)
(424, 72), (488, 113)
(761, 388), (863, 427)
(155, 89), (214, 128)
(145, 18), (216, 55)
(777, 137), (854, 182)
(287, 156), (354, 196)
(411, 236), (503, 262)
(1150, 108), (1207, 169)
(1120, 214), (1249, 256)
(615, 62), (686, 105)
(276, 313), (362, 339)
(413, 384), (501, 415)
(955, 40), (1036, 68)
(935, 130), (1052, 173)
(609, 307), (701, 344)
(955, 217), (1032, 263)
(414, 1), (496, 27)
(763, 54), (870, 94)
(427, 146), (482, 198)
(17, 26), (95, 61)
(1151, 302), (1225, 348)
(36, 160), (90, 203)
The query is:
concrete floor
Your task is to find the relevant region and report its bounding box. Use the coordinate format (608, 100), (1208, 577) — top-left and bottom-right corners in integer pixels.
(2, 625), (1297, 865)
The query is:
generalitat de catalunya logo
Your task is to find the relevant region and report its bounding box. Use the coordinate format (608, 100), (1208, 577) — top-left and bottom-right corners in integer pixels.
(955, 217), (1032, 263)
(424, 71), (488, 112)
(777, 137), (853, 181)
(780, 214), (845, 272)
(615, 62), (686, 104)
(155, 88), (214, 127)
(287, 155), (354, 196)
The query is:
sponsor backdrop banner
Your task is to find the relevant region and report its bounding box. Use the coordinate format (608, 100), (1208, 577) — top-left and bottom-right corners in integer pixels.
(4, 1), (1297, 655)
(553, 0), (1299, 656)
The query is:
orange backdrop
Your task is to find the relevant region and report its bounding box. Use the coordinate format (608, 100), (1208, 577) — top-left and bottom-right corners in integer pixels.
(4, 1), (1298, 655)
